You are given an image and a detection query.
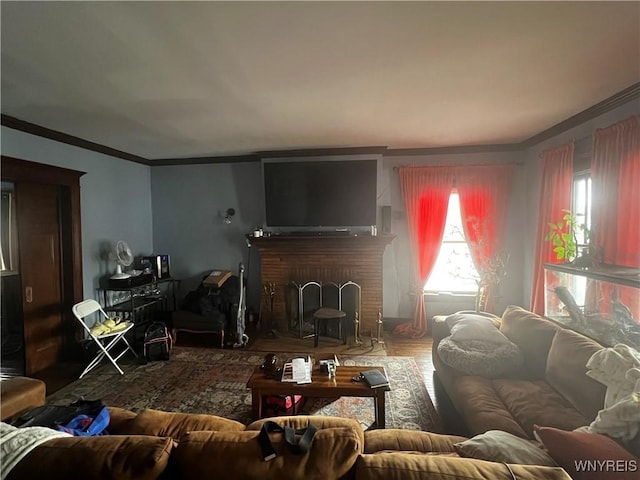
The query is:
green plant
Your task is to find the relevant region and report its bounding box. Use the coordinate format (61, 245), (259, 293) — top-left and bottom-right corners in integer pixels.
(544, 209), (590, 262)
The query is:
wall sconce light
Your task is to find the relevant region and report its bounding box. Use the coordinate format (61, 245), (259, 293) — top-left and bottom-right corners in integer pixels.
(224, 208), (236, 224)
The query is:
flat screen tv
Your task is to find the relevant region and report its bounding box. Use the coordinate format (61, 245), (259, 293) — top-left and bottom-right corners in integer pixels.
(263, 159), (378, 229)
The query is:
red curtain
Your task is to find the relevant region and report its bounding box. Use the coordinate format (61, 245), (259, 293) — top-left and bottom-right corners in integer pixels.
(530, 142), (574, 314)
(592, 115), (640, 267)
(394, 166), (454, 338)
(456, 165), (515, 313)
(591, 116), (640, 320)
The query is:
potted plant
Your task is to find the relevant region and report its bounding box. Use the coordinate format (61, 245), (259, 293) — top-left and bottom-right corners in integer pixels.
(545, 209), (596, 266)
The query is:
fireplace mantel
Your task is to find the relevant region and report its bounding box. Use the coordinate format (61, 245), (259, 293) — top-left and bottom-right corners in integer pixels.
(250, 234), (394, 335)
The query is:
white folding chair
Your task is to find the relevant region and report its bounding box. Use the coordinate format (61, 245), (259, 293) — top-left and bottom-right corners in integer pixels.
(72, 299), (138, 379)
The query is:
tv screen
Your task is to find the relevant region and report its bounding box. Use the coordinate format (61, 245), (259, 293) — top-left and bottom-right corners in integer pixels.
(263, 159), (377, 228)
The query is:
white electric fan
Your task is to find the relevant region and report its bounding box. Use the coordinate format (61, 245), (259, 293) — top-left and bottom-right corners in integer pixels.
(110, 240), (134, 279)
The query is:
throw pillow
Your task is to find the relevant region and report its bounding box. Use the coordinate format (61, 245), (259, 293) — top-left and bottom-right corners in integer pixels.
(454, 430), (557, 466)
(437, 337), (523, 377)
(446, 313), (510, 345)
(446, 312), (500, 328)
(534, 425), (640, 480)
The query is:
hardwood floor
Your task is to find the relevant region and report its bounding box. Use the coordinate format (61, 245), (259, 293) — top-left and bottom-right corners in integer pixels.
(383, 331), (468, 436)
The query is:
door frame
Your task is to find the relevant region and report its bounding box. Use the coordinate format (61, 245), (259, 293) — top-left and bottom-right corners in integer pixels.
(1, 156), (85, 361)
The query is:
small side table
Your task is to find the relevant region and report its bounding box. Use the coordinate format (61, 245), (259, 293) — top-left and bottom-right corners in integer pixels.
(313, 307), (347, 347)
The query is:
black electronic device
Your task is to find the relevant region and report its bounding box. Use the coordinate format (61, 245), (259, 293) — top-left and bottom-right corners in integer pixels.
(381, 205), (392, 234)
(262, 159), (378, 229)
(142, 255), (170, 279)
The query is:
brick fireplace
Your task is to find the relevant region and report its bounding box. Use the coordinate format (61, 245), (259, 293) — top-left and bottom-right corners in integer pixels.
(250, 234), (394, 336)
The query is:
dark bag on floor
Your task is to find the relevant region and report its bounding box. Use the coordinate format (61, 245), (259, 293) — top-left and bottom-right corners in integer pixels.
(144, 321), (172, 361)
(262, 394), (304, 417)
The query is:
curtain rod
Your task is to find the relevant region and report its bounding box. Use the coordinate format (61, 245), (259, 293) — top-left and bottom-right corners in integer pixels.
(538, 133), (593, 159)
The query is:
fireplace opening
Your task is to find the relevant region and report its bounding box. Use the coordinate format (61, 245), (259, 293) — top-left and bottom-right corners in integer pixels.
(288, 280), (361, 340)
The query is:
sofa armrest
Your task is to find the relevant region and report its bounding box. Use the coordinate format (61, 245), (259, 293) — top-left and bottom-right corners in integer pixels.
(0, 377), (46, 422)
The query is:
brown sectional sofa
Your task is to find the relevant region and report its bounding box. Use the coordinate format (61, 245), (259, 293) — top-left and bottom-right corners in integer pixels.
(6, 406), (573, 480)
(432, 305), (607, 439)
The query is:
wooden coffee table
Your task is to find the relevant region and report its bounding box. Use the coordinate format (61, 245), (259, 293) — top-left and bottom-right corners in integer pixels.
(246, 364), (390, 428)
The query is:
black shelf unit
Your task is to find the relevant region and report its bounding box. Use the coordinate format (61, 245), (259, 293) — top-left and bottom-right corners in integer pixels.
(100, 277), (177, 344)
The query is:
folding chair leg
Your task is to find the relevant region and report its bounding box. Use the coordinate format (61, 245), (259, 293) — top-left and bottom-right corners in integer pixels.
(79, 330), (138, 379)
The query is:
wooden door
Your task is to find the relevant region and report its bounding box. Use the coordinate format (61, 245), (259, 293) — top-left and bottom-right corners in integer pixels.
(16, 182), (65, 374)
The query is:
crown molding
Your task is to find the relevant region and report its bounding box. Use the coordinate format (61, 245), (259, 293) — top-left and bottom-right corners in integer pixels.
(2, 84), (637, 165)
(151, 154), (259, 166)
(385, 143), (521, 156)
(257, 146), (388, 158)
(521, 82), (640, 148)
(1, 114), (150, 165)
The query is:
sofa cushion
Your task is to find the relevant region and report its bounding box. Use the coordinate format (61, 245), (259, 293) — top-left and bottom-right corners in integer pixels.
(106, 406), (137, 434)
(247, 415), (365, 453)
(454, 429), (557, 466)
(354, 452), (573, 480)
(450, 375), (528, 438)
(534, 426), (640, 480)
(364, 429), (467, 454)
(545, 329), (606, 421)
(437, 337), (523, 378)
(492, 378), (591, 436)
(7, 435), (173, 480)
(124, 408), (245, 439)
(171, 427), (360, 480)
(499, 305), (560, 379)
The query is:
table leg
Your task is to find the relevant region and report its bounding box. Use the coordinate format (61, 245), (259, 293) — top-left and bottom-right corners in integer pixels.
(251, 389), (263, 420)
(373, 390), (386, 429)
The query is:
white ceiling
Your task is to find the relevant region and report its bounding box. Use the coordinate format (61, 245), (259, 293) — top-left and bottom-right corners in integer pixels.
(1, 1), (639, 161)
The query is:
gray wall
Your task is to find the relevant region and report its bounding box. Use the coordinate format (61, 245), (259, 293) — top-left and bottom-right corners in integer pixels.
(1, 126), (154, 301)
(150, 162), (264, 308)
(2, 96), (637, 318)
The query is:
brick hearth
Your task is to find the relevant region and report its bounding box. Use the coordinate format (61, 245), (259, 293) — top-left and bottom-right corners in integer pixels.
(250, 234), (394, 335)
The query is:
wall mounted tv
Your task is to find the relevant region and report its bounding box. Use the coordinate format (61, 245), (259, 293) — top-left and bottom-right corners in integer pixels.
(263, 159), (378, 229)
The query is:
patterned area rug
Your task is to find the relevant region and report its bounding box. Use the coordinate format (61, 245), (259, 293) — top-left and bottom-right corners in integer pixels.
(46, 347), (443, 431)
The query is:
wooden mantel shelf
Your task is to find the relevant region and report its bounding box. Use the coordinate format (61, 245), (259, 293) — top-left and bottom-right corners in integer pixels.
(249, 233), (394, 247)
(250, 234), (394, 334)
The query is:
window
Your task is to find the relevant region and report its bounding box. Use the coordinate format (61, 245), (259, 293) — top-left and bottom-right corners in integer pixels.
(424, 192), (479, 294)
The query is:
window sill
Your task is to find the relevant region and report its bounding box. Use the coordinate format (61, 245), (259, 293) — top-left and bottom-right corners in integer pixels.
(422, 292), (476, 298)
